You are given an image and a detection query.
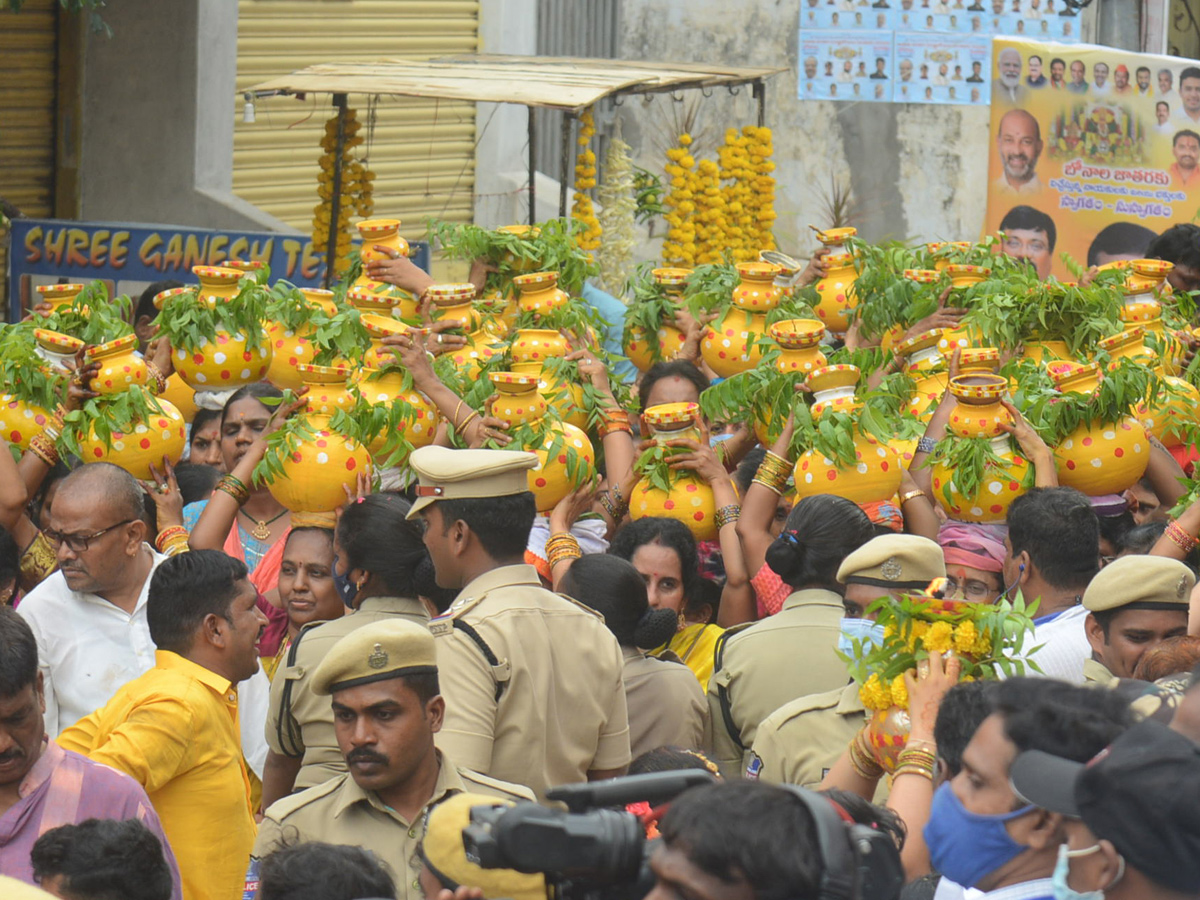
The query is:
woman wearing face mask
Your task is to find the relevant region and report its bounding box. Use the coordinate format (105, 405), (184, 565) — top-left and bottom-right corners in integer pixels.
(608, 517), (724, 691)
(259, 491), (430, 810)
(185, 383), (303, 655)
(262, 526), (343, 680)
(559, 554), (707, 759)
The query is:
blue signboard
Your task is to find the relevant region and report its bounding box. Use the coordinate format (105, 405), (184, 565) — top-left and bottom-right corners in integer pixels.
(6, 218), (430, 320)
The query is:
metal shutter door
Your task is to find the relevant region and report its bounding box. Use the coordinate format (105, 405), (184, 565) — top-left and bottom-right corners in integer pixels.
(0, 0), (57, 317)
(233, 0), (479, 241)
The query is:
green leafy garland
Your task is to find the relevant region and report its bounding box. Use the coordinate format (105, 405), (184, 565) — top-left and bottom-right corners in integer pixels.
(41, 281), (134, 345)
(265, 280), (345, 333)
(152, 276), (269, 354)
(622, 262), (682, 359)
(60, 386), (173, 457)
(310, 307), (370, 366)
(925, 433), (1033, 511)
(0, 326), (66, 410)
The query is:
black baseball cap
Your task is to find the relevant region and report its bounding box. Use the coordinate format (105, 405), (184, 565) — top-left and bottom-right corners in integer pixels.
(1010, 720), (1200, 894)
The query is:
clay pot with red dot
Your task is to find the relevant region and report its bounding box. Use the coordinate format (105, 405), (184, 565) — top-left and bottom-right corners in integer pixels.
(78, 400), (187, 480)
(0, 396), (54, 451)
(630, 403), (719, 541)
(84, 335), (149, 396)
(700, 262), (783, 379)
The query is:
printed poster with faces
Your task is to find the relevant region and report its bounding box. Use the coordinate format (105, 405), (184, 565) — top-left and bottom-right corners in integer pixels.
(893, 33), (993, 106)
(799, 29), (895, 103)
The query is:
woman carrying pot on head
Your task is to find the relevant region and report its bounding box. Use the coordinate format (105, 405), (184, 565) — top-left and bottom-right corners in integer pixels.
(560, 553), (707, 759)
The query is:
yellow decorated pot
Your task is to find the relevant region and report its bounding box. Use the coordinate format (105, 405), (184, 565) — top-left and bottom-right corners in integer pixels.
(85, 334), (149, 396)
(223, 259), (267, 277)
(936, 325), (985, 355)
(770, 319), (827, 375)
(959, 347), (1002, 374)
(35, 283), (85, 311)
(807, 364), (861, 418)
(159, 373), (198, 423)
(34, 329), (84, 373)
(297, 364), (355, 418)
(896, 329), (948, 419)
(527, 421), (595, 513)
(512, 271), (569, 317)
(429, 284), (496, 379)
(1139, 375), (1200, 449)
(267, 419), (372, 513)
(626, 267), (689, 372)
(172, 331), (272, 394)
(193, 265), (243, 307)
(78, 398), (187, 480)
(813, 226), (857, 246)
(811, 253), (858, 334)
(357, 218), (409, 264)
(510, 329), (586, 428)
(944, 264), (991, 290)
(1050, 363), (1149, 495)
(488, 372), (547, 428)
(0, 396), (54, 450)
(701, 262), (783, 378)
(348, 282), (419, 321)
(265, 322), (321, 392)
(793, 432), (902, 505)
(631, 402), (718, 541)
(354, 369), (438, 463)
(360, 312), (412, 370)
(927, 241), (972, 271)
(299, 288), (339, 317)
(866, 706), (912, 774)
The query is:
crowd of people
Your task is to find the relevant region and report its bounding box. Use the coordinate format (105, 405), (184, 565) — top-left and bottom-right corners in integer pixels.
(2, 222), (1200, 900)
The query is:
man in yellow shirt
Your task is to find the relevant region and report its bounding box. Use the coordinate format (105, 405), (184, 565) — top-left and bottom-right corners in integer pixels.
(58, 550), (267, 900)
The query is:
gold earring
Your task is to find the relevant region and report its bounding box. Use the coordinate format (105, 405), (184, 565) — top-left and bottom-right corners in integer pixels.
(677, 611), (686, 629)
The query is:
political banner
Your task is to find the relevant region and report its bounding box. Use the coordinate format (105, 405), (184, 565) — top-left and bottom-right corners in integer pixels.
(799, 29), (895, 103)
(893, 32), (992, 105)
(6, 218), (430, 320)
(984, 39), (1200, 280)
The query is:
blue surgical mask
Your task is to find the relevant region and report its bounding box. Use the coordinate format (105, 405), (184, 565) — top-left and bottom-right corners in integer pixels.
(710, 432), (735, 447)
(837, 618), (886, 658)
(332, 555), (358, 608)
(924, 782), (1034, 889)
(1052, 842), (1123, 900)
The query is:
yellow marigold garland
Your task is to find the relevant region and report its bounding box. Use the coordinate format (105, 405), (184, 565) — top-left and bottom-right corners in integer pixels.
(742, 125), (777, 252)
(662, 133), (698, 266)
(717, 127), (755, 261)
(573, 108), (602, 251)
(313, 108), (375, 276)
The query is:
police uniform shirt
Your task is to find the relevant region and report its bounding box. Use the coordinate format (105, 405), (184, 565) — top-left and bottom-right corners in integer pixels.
(746, 683), (867, 788)
(266, 596), (430, 790)
(706, 589), (849, 777)
(1083, 657), (1117, 686)
(254, 751), (533, 900)
(432, 564), (630, 799)
(622, 647), (707, 759)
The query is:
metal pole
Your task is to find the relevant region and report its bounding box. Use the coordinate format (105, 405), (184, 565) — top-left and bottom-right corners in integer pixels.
(559, 111), (574, 219)
(528, 105), (537, 226)
(324, 93), (348, 290)
(753, 80), (766, 128)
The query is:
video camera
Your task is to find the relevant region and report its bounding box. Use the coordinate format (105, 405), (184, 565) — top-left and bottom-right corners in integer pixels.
(460, 771), (904, 900)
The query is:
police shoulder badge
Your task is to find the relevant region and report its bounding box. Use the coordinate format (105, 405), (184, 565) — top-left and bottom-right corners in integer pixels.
(745, 752), (763, 780)
(367, 643), (389, 669)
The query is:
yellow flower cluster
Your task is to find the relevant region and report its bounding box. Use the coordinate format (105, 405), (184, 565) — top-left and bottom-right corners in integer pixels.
(313, 109), (375, 275)
(662, 133), (700, 266)
(573, 108), (602, 251)
(859, 619), (993, 712)
(859, 672), (912, 712)
(717, 126), (777, 260)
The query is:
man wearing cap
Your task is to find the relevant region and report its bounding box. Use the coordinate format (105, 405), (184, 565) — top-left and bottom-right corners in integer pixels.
(1081, 556), (1192, 685)
(407, 446), (630, 799)
(728, 534), (946, 783)
(253, 620), (533, 900)
(1011, 717), (1200, 900)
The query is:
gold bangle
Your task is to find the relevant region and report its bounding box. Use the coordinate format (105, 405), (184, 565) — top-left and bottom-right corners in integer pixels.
(28, 433), (60, 467)
(145, 360), (168, 395)
(899, 489), (926, 505)
(893, 765), (933, 781)
(714, 504), (741, 529)
(456, 408), (480, 433)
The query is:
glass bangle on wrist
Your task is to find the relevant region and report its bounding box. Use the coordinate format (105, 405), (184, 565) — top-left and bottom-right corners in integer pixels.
(916, 436), (937, 454)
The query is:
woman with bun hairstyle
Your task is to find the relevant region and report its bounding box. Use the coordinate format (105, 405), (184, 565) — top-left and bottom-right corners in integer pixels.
(560, 555), (707, 758)
(260, 492), (430, 810)
(706, 494), (874, 778)
(607, 517), (724, 690)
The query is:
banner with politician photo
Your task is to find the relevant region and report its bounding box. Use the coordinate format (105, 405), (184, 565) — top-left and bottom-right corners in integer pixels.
(984, 38), (1200, 280)
(799, 29), (895, 103)
(893, 33), (991, 106)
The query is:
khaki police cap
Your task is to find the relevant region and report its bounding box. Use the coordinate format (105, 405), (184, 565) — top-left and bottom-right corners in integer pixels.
(421, 793), (547, 900)
(836, 533), (946, 589)
(1083, 555), (1195, 613)
(311, 620), (438, 696)
(406, 446), (538, 519)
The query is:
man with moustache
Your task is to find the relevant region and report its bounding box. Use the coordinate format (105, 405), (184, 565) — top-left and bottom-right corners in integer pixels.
(254, 621), (532, 900)
(1171, 130), (1200, 187)
(1137, 66), (1153, 94)
(1049, 57), (1066, 88)
(994, 108), (1044, 195)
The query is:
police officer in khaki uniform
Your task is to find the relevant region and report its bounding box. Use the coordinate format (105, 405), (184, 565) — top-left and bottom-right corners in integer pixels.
(254, 620), (533, 900)
(1081, 555), (1192, 685)
(409, 446), (630, 799)
(261, 495), (430, 809)
(715, 533), (946, 780)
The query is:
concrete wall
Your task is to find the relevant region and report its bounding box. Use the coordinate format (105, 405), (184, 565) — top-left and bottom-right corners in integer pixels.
(78, 0), (286, 231)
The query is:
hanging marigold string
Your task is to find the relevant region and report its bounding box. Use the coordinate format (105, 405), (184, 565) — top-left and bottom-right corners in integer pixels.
(313, 108), (375, 276)
(662, 133), (698, 267)
(573, 108), (602, 251)
(743, 125), (777, 253)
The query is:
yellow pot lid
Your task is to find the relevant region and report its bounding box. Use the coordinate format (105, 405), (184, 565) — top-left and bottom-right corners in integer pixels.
(356, 218), (403, 239)
(1096, 259), (1132, 273)
(1130, 258), (1173, 279)
(513, 328), (564, 341)
(297, 363), (352, 385)
(903, 269), (940, 284)
(360, 312), (409, 338)
(895, 329), (946, 357)
(959, 347), (1001, 369)
(643, 401), (699, 427)
(1098, 326), (1146, 353)
(811, 226), (857, 245)
(735, 261), (781, 281)
(35, 283), (85, 299)
(489, 371), (540, 388)
(223, 259), (266, 272)
(427, 283), (477, 304)
(652, 267), (691, 287)
(348, 285), (400, 307)
(152, 286), (196, 310)
(805, 363), (860, 392)
(927, 241), (972, 254)
(497, 224), (540, 237)
(512, 271), (560, 289)
(192, 265), (242, 283)
(945, 264), (991, 278)
(949, 372), (1008, 400)
(34, 329), (84, 353)
(1051, 361), (1101, 392)
(769, 318), (825, 346)
(84, 333), (138, 361)
(299, 288), (338, 316)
